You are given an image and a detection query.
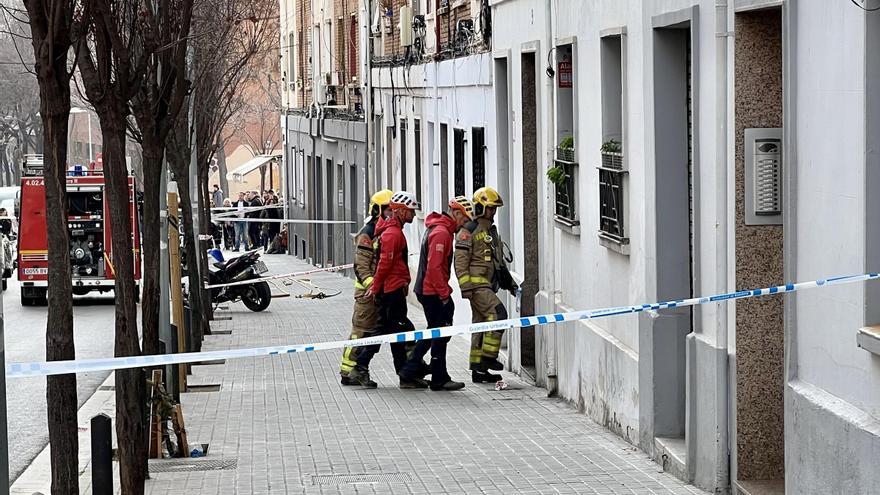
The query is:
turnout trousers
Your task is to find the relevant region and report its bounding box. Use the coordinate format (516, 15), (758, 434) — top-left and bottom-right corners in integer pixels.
(466, 288), (507, 370)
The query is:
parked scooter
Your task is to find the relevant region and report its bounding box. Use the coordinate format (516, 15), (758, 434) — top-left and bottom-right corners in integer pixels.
(205, 249), (272, 312)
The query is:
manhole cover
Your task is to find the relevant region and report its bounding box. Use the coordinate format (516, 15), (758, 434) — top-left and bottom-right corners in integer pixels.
(310, 473), (412, 485)
(149, 456), (237, 473)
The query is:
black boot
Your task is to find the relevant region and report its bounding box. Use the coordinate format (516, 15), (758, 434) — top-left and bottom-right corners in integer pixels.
(430, 380), (465, 391)
(340, 375), (356, 386)
(348, 367), (378, 388)
(472, 370), (502, 383)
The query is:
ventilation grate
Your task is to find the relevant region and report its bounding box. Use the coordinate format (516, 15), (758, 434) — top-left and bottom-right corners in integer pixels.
(149, 456), (237, 473)
(310, 472), (412, 485)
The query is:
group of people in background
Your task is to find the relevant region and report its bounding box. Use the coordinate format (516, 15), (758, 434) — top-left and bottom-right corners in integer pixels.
(340, 186), (519, 391)
(211, 184), (285, 253)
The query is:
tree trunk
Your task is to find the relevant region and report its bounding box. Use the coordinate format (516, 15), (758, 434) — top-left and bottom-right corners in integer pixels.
(140, 148), (163, 357)
(42, 104), (78, 495)
(216, 137), (229, 198)
(102, 123), (147, 494)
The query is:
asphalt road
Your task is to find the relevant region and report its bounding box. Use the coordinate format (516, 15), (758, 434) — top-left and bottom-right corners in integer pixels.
(3, 277), (118, 481)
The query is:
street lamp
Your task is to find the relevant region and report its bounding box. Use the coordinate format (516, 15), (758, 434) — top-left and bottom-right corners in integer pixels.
(70, 107), (93, 164)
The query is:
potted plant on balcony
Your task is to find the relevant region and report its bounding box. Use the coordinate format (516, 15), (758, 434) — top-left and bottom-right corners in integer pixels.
(557, 136), (575, 162)
(601, 139), (623, 169)
(547, 163), (567, 186)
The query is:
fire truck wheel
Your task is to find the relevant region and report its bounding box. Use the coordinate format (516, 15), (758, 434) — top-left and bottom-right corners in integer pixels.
(241, 281), (271, 312)
(36, 288), (48, 306)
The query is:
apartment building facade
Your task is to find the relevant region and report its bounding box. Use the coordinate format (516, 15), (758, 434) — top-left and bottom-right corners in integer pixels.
(280, 0), (368, 266)
(281, 0), (880, 493)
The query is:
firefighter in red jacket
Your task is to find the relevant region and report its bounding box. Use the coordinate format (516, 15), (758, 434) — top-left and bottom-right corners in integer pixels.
(348, 191), (422, 388)
(339, 189), (393, 385)
(398, 196), (475, 391)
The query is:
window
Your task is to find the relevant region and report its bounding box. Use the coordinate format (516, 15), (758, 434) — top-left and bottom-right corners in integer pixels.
(386, 125), (394, 188)
(400, 119), (408, 190)
(599, 32), (628, 245)
(598, 168), (626, 243)
(553, 42), (578, 228)
(472, 127), (485, 190)
(440, 123), (449, 207)
(298, 151), (305, 206)
(349, 15), (358, 80)
(349, 164), (358, 234)
(600, 34), (624, 158)
(288, 32), (296, 88)
(453, 128), (465, 196)
(414, 119), (422, 203)
(290, 147), (297, 200)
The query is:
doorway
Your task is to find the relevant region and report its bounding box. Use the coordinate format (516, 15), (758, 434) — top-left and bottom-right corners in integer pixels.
(651, 22), (695, 465)
(494, 57), (512, 244)
(519, 50), (539, 374)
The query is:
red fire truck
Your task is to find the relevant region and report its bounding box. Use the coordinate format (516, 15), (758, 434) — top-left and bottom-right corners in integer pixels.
(17, 155), (141, 305)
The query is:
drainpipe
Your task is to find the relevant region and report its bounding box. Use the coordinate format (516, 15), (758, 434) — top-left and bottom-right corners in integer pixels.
(714, 0), (733, 489)
(364, 0), (375, 192)
(544, 0), (558, 395)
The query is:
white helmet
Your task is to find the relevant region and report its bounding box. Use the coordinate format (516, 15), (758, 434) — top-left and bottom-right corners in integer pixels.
(389, 191), (421, 211)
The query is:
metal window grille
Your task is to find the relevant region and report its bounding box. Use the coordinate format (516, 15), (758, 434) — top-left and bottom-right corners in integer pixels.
(472, 127), (485, 190)
(453, 128), (465, 196)
(598, 168), (625, 240)
(554, 160), (577, 223)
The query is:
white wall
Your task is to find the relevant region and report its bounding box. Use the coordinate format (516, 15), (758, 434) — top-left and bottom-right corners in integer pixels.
(792, 0), (880, 420)
(371, 53), (495, 325)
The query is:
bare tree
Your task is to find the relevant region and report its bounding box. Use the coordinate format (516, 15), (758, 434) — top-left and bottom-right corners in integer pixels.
(227, 69), (281, 192)
(16, 0), (80, 491)
(125, 0), (193, 366)
(0, 10), (41, 185)
(76, 0), (156, 490)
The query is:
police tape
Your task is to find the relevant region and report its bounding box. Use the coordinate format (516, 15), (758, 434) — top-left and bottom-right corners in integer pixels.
(6, 273), (878, 378)
(210, 217), (355, 224)
(203, 263), (354, 289)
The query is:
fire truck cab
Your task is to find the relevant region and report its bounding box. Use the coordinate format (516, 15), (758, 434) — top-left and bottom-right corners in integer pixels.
(17, 155), (141, 305)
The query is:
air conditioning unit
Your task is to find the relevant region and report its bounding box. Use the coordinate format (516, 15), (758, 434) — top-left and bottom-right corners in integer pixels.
(399, 6), (413, 46)
(331, 71), (343, 86)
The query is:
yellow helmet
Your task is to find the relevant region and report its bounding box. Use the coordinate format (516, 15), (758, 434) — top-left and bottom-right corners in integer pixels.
(368, 189), (393, 217)
(473, 186), (504, 209)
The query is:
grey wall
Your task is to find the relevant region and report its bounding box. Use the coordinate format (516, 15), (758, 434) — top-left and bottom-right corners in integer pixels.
(286, 114), (367, 268)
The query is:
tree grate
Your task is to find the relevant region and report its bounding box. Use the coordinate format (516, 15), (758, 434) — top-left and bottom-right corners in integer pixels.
(149, 456), (237, 473)
(310, 473), (413, 485)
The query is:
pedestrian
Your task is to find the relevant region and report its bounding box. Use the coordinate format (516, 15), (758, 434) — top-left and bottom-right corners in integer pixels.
(247, 190), (263, 250)
(340, 189), (392, 385)
(398, 196), (475, 391)
(347, 191), (423, 388)
(222, 199), (234, 250)
(260, 196), (281, 251)
(233, 191), (248, 252)
(212, 184), (224, 213)
(455, 186), (519, 383)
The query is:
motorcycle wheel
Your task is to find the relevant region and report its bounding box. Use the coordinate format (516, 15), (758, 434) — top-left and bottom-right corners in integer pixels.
(241, 281), (271, 312)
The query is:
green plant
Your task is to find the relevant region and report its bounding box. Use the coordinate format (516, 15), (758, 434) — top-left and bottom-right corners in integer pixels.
(600, 139), (621, 153)
(559, 136), (575, 150)
(547, 164), (567, 185)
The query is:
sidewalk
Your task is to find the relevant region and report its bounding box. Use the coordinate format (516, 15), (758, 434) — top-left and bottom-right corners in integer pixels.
(15, 253), (707, 494)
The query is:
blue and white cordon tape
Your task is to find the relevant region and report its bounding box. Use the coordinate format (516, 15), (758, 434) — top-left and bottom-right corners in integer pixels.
(7, 273), (878, 378)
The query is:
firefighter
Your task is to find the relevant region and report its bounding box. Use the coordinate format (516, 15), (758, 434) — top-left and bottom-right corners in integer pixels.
(455, 186), (519, 383)
(398, 196), (475, 391)
(339, 189), (393, 385)
(348, 191), (423, 388)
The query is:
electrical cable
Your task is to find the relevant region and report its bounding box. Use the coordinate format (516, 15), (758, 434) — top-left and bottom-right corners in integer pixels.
(852, 0), (880, 11)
